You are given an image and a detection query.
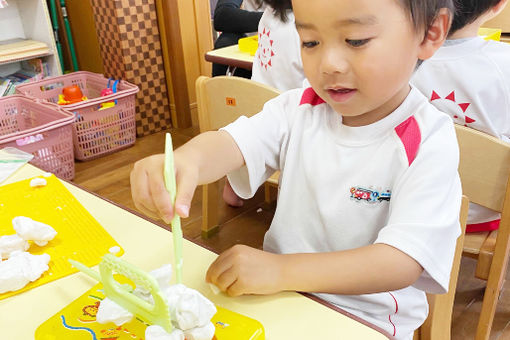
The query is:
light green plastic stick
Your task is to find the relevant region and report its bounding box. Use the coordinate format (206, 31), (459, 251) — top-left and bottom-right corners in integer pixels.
(164, 133), (183, 284)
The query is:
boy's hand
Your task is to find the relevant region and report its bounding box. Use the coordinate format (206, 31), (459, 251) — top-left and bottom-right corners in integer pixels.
(206, 244), (285, 297)
(130, 153), (198, 223)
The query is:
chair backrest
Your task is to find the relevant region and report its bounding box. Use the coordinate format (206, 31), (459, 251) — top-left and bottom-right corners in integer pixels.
(195, 76), (280, 132)
(455, 124), (510, 213)
(454, 124), (510, 339)
(416, 195), (468, 340)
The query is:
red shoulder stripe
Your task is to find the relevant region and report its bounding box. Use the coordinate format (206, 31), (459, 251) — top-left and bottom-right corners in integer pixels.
(395, 116), (421, 166)
(299, 87), (326, 106)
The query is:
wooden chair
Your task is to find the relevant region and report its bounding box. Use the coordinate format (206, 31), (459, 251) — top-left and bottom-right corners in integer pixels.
(195, 76), (280, 238)
(455, 124), (510, 340)
(413, 195), (468, 340)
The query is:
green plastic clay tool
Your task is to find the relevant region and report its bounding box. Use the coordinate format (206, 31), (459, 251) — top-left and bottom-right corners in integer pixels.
(164, 132), (183, 284)
(69, 254), (173, 333)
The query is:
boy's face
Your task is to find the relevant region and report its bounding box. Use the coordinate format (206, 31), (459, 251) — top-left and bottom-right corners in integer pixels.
(293, 0), (425, 126)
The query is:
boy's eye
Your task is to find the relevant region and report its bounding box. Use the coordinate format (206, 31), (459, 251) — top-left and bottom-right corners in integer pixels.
(346, 39), (370, 47)
(302, 41), (319, 48)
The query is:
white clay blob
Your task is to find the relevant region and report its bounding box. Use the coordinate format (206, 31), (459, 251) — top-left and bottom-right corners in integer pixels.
(161, 283), (187, 320)
(29, 178), (47, 188)
(183, 322), (215, 340)
(108, 246), (121, 254)
(96, 297), (134, 326)
(208, 283), (220, 295)
(0, 234), (29, 259)
(134, 263), (173, 296)
(0, 251), (50, 293)
(172, 287), (217, 330)
(12, 216), (57, 246)
(145, 325), (185, 340)
(150, 263), (173, 290)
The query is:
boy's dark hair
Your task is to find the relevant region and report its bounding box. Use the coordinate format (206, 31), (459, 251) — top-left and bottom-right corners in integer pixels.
(449, 0), (502, 35)
(256, 1), (453, 29)
(398, 0), (455, 36)
(255, 0), (292, 22)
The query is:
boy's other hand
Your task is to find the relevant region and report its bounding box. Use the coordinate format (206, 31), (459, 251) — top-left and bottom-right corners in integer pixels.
(130, 153), (198, 223)
(205, 245), (285, 297)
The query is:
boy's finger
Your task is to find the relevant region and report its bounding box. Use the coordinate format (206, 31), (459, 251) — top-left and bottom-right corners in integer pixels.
(130, 167), (159, 217)
(135, 200), (161, 221)
(174, 170), (198, 218)
(215, 267), (238, 293)
(148, 170), (174, 223)
(206, 252), (234, 284)
(225, 280), (244, 297)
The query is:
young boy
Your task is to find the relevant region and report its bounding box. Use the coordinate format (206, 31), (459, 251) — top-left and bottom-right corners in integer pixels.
(412, 0), (509, 233)
(131, 1), (459, 338)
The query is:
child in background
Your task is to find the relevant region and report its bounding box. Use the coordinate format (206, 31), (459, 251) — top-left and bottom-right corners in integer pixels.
(222, 0), (304, 207)
(212, 0), (265, 78)
(131, 0), (460, 338)
(412, 0), (509, 233)
(250, 0), (305, 91)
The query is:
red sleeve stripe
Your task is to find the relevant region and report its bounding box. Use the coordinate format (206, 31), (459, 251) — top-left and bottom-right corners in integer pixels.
(395, 116), (421, 166)
(299, 87), (326, 106)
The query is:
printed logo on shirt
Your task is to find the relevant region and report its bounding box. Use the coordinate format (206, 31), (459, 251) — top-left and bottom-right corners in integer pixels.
(258, 27), (275, 70)
(350, 186), (391, 203)
(430, 90), (476, 127)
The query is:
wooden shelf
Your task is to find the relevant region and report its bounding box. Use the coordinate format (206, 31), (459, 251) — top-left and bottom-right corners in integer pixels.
(0, 39), (51, 65)
(0, 0), (61, 77)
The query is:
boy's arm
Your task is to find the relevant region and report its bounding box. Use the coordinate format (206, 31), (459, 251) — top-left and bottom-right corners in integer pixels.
(130, 130), (244, 223)
(206, 243), (423, 296)
(280, 244), (423, 294)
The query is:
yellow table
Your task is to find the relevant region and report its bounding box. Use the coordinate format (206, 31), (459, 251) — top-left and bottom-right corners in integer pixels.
(205, 44), (254, 73)
(0, 164), (391, 339)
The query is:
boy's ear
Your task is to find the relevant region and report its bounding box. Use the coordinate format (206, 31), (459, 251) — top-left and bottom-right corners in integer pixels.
(417, 8), (451, 61)
(491, 0), (508, 17)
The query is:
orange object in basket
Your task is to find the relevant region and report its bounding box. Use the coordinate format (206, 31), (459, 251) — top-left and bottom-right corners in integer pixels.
(63, 85), (85, 103)
(16, 71), (139, 161)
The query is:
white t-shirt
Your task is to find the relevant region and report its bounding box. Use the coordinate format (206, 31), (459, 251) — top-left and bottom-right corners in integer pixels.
(242, 0), (266, 12)
(412, 37), (510, 225)
(222, 87), (462, 340)
(251, 8), (306, 91)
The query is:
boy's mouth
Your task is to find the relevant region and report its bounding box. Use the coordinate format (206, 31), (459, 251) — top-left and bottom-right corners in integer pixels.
(326, 87), (357, 103)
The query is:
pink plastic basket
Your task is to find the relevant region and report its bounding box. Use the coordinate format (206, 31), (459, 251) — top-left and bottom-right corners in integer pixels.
(16, 71), (139, 161)
(0, 95), (75, 180)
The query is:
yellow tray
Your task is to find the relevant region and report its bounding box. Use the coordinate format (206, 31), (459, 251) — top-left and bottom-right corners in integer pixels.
(0, 175), (123, 300)
(478, 27), (502, 41)
(35, 278), (265, 340)
(238, 35), (258, 56)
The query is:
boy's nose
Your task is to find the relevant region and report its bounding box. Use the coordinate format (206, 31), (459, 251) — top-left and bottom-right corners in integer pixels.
(321, 48), (349, 75)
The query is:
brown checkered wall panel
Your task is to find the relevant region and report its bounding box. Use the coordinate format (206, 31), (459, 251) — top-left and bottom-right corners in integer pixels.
(90, 0), (171, 136)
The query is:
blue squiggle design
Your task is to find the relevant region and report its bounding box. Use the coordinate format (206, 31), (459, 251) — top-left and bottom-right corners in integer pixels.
(60, 315), (97, 340)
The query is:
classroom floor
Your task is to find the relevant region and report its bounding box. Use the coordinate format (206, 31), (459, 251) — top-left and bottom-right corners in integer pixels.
(73, 129), (510, 340)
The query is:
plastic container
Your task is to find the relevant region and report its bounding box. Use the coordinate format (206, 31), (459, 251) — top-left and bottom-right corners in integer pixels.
(238, 35), (258, 56)
(478, 27), (502, 41)
(16, 71), (139, 161)
(0, 95), (75, 180)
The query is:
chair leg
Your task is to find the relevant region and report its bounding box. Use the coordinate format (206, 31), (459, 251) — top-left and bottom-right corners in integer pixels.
(476, 277), (502, 340)
(475, 238), (510, 339)
(201, 182), (220, 239)
(264, 182), (272, 204)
